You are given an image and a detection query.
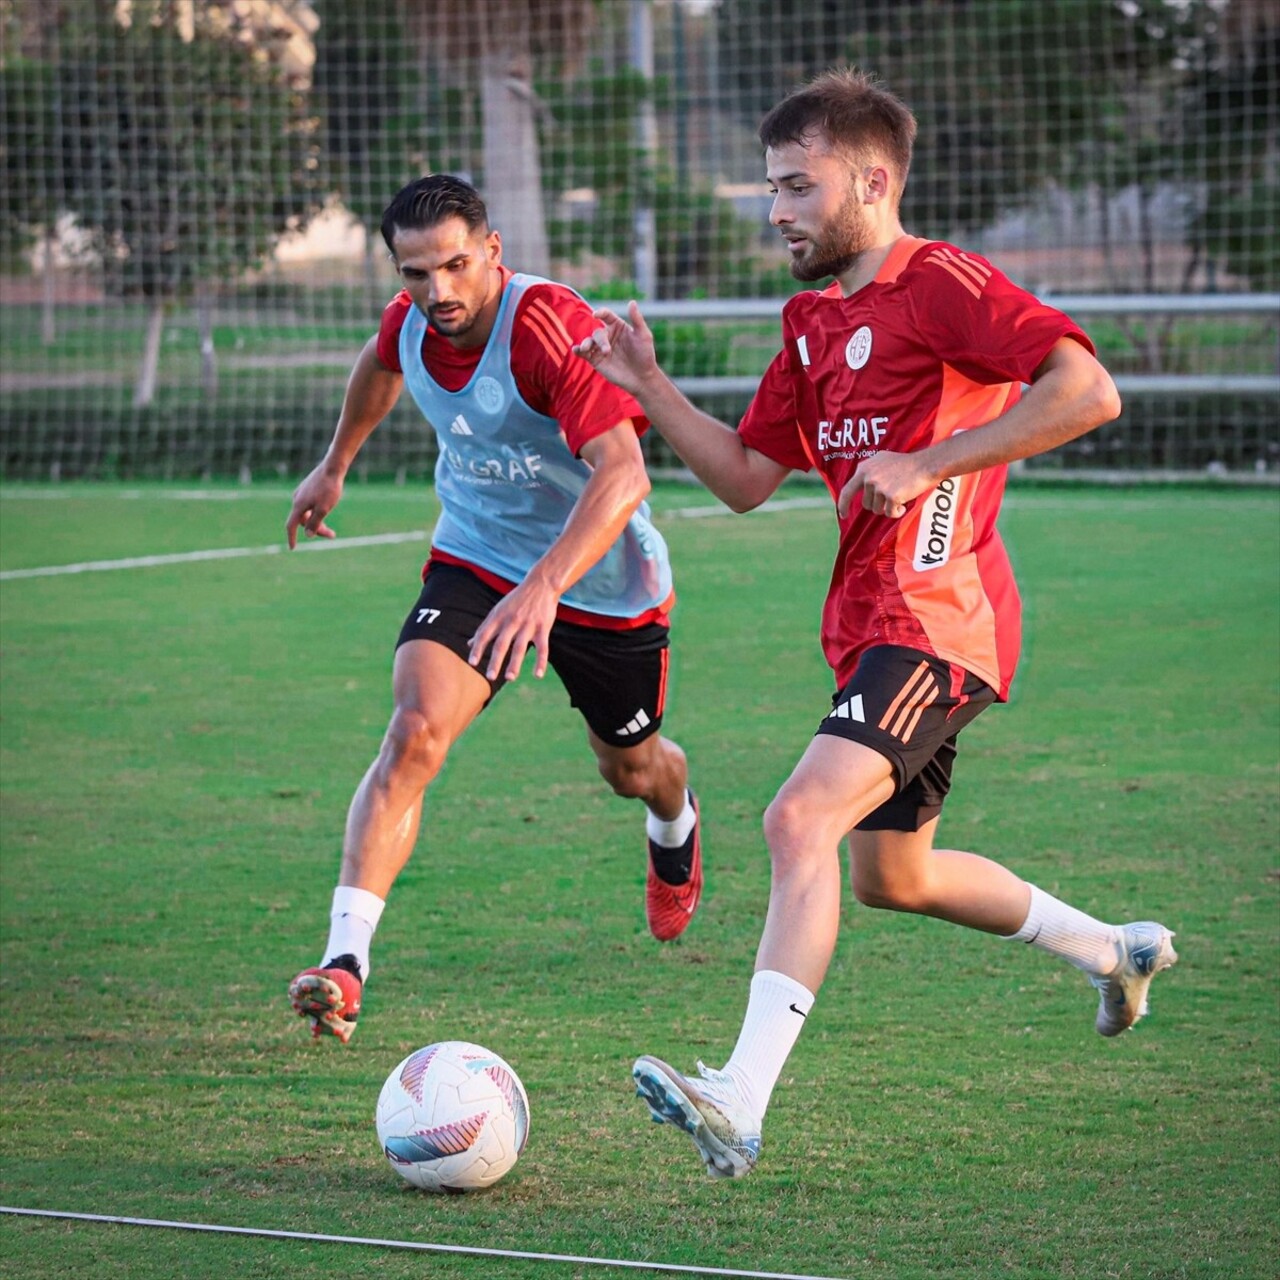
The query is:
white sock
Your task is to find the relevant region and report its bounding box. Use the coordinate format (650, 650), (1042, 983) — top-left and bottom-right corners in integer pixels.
(1008, 883), (1124, 975)
(645, 790), (696, 848)
(323, 885), (386, 981)
(721, 970), (815, 1120)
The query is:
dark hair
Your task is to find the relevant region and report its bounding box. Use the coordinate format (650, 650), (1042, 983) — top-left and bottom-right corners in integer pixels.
(380, 174), (490, 254)
(759, 68), (917, 198)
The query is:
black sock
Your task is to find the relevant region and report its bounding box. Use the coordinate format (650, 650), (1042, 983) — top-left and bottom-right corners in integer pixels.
(323, 952), (363, 981)
(650, 832), (694, 885)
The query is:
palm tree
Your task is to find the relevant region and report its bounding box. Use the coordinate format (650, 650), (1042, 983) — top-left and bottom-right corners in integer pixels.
(404, 0), (597, 276)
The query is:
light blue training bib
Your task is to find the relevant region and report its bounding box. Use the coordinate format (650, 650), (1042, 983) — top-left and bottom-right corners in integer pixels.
(399, 274), (672, 619)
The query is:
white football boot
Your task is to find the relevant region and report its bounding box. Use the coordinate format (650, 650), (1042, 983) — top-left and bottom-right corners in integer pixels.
(632, 1055), (762, 1178)
(1090, 921), (1178, 1036)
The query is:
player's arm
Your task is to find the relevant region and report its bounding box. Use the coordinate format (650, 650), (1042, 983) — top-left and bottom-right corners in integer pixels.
(839, 336), (1121, 519)
(286, 336), (404, 548)
(468, 419), (650, 686)
(468, 421), (650, 683)
(574, 301), (790, 513)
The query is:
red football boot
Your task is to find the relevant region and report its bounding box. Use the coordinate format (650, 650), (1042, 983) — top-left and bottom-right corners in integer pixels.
(288, 953), (363, 1043)
(646, 792), (703, 942)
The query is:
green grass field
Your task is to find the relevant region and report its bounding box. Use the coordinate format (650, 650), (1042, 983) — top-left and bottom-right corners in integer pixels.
(1, 482), (1277, 1280)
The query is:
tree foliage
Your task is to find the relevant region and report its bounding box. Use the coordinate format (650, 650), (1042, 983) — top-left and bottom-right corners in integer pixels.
(539, 64), (765, 297)
(0, 53), (58, 267)
(310, 0), (423, 236)
(1187, 4), (1280, 288)
(713, 0), (1279, 292)
(713, 0), (1170, 236)
(52, 4), (324, 302)
(400, 0), (599, 275)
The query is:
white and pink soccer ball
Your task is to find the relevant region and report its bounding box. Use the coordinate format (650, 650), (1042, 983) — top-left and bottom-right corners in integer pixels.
(375, 1040), (530, 1192)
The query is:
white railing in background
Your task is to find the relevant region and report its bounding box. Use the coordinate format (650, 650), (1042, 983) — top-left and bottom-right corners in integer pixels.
(606, 294), (1280, 400)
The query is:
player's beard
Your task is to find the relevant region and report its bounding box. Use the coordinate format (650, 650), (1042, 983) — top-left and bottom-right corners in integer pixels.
(427, 301), (479, 338)
(789, 188), (877, 283)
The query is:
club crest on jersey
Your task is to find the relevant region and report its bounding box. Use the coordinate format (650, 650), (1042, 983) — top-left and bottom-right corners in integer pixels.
(845, 326), (873, 370)
(474, 376), (505, 414)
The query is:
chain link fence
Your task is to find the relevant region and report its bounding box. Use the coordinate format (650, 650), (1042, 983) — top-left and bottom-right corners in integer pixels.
(1, 0), (1276, 481)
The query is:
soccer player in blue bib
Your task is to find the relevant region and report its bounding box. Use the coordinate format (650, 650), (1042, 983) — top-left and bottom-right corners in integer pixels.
(286, 175), (703, 1043)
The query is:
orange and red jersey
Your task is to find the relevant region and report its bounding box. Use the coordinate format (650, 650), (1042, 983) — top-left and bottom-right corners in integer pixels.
(739, 236), (1093, 699)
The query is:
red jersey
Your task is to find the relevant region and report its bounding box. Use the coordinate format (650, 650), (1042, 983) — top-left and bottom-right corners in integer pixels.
(738, 236), (1093, 699)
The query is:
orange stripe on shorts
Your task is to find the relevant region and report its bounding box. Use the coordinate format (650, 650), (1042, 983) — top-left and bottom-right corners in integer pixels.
(897, 683), (940, 744)
(878, 661), (933, 734)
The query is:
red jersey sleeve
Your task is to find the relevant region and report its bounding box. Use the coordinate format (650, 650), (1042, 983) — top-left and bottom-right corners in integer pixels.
(375, 290), (413, 372)
(906, 245), (1094, 385)
(510, 284), (649, 456)
(737, 347), (811, 472)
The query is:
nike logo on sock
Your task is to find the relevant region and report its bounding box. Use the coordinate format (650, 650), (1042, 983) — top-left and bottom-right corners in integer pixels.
(789, 1003), (808, 1019)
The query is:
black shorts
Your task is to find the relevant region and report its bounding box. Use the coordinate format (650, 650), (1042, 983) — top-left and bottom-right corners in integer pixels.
(814, 644), (997, 833)
(396, 562), (670, 749)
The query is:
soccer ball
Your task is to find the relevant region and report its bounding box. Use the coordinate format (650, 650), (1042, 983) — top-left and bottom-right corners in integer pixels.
(375, 1041), (530, 1193)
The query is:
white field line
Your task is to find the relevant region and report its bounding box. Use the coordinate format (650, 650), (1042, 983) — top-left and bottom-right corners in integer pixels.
(0, 531), (428, 581)
(0, 1206), (850, 1280)
(0, 497), (825, 582)
(3, 488), (1274, 581)
(665, 495), (828, 518)
(0, 487), (300, 501)
(2, 484), (1272, 511)
(660, 492), (1280, 515)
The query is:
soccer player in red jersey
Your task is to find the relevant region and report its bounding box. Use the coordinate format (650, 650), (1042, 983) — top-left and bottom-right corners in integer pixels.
(285, 176), (703, 1044)
(575, 68), (1177, 1178)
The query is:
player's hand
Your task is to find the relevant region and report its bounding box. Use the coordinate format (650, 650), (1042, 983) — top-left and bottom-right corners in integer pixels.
(286, 464), (344, 549)
(571, 301), (658, 397)
(468, 576), (559, 684)
(837, 451), (938, 521)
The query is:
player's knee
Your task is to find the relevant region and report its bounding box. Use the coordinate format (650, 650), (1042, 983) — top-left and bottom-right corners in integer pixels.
(762, 791), (818, 868)
(597, 750), (649, 799)
(850, 865), (927, 913)
(379, 707), (449, 786)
